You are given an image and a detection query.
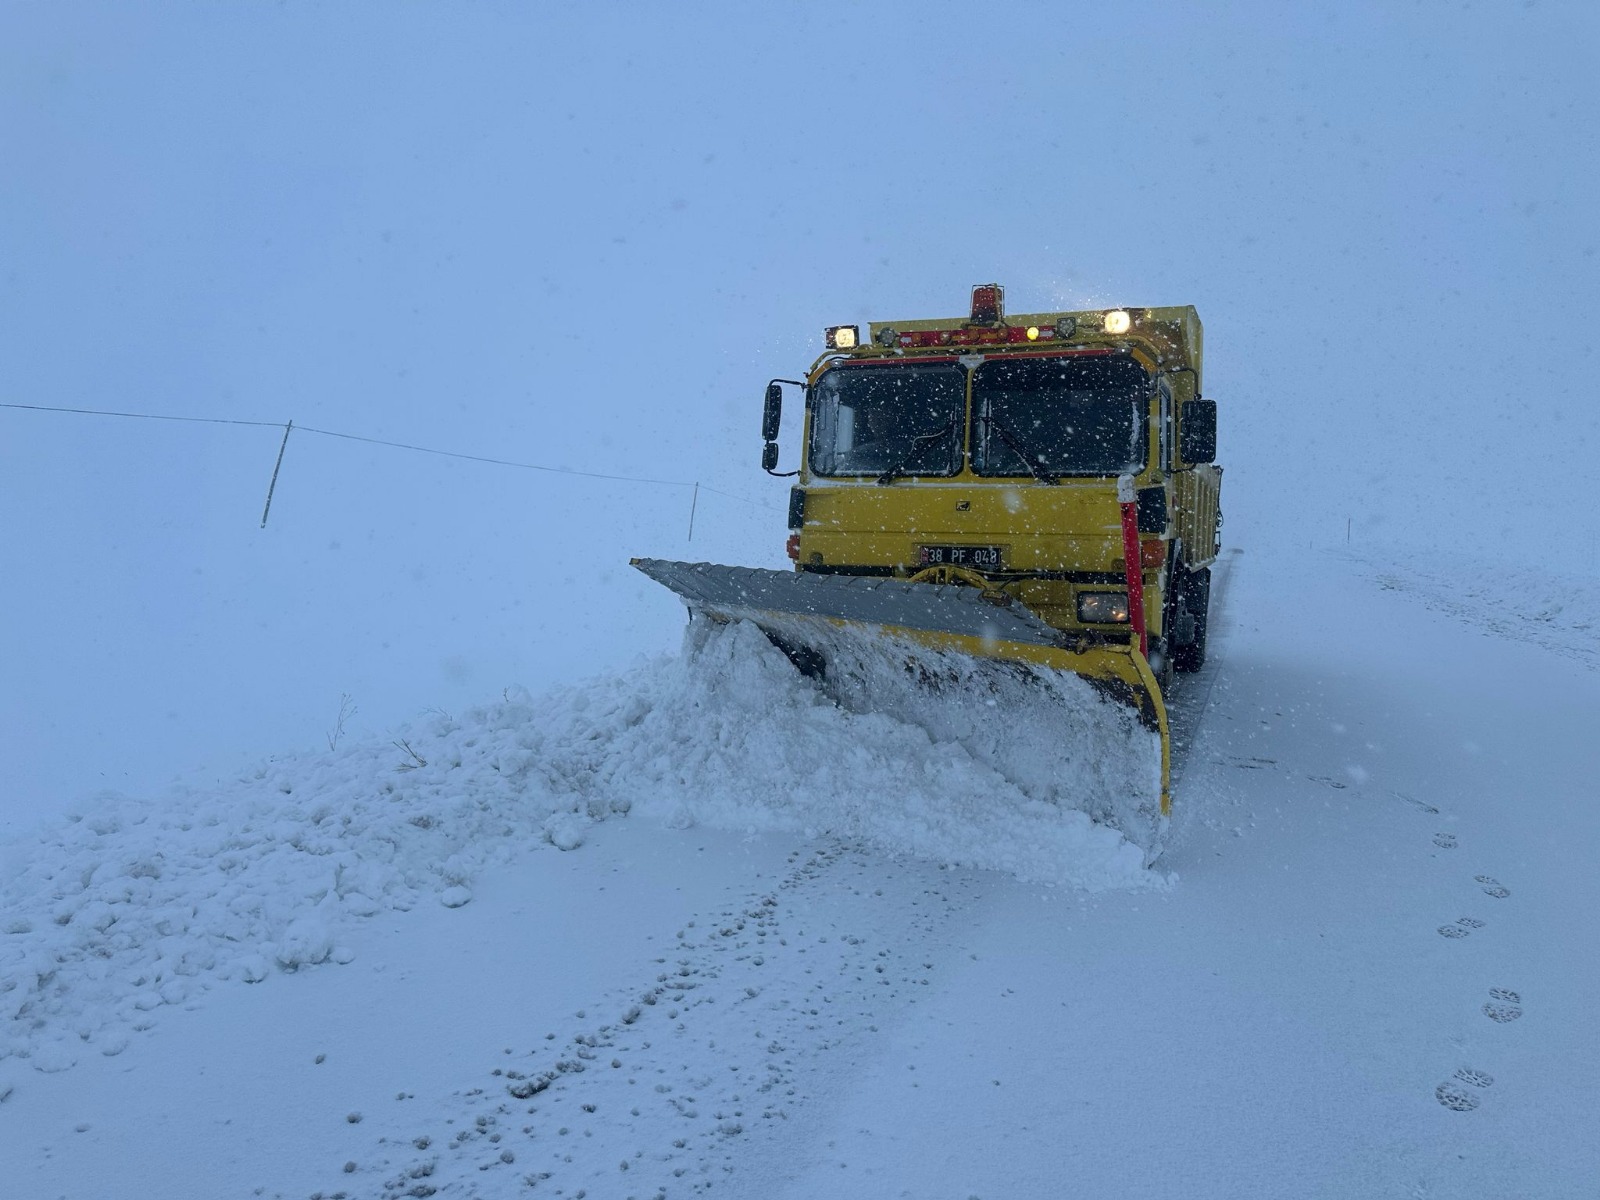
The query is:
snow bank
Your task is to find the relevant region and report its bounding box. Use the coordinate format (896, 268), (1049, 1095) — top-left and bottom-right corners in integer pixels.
(531, 619), (1159, 887)
(0, 701), (600, 1073)
(1, 619), (1156, 1078)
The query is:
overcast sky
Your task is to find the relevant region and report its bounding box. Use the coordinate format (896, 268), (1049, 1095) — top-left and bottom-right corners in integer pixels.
(2, 1), (1595, 826)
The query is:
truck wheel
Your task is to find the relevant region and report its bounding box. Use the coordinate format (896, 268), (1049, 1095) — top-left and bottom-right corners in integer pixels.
(1173, 567), (1210, 673)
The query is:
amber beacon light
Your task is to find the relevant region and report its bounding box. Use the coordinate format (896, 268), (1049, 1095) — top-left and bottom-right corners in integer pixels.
(969, 283), (1005, 324)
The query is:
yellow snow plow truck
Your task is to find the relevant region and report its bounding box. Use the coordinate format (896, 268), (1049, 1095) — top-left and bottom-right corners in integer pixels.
(634, 284), (1220, 851)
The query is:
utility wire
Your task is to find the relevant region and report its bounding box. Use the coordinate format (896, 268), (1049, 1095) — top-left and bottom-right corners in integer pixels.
(294, 424), (690, 488)
(0, 401), (282, 428)
(1, 400), (781, 514)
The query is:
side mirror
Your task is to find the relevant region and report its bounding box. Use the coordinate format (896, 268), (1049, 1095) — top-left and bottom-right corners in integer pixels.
(761, 441), (780, 471)
(1180, 399), (1216, 464)
(762, 382), (783, 442)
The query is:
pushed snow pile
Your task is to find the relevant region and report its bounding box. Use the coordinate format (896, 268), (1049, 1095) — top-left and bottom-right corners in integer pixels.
(791, 617), (1166, 846)
(0, 618), (1156, 1077)
(0, 700), (624, 1074)
(536, 619), (1160, 888)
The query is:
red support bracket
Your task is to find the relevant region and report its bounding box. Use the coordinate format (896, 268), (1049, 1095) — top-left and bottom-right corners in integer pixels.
(1117, 474), (1148, 657)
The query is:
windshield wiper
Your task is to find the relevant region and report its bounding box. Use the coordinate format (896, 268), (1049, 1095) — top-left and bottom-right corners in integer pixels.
(981, 414), (1058, 484)
(875, 419), (957, 486)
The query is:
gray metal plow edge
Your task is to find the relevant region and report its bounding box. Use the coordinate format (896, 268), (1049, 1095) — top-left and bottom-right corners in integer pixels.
(629, 558), (1070, 649)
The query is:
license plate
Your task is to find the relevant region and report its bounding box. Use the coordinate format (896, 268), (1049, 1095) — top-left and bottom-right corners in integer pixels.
(918, 544), (1003, 569)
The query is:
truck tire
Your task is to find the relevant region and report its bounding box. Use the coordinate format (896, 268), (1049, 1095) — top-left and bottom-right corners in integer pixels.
(1173, 566), (1210, 673)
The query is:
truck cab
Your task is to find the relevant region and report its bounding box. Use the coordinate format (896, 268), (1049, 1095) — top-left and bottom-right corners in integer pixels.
(765, 284), (1221, 678)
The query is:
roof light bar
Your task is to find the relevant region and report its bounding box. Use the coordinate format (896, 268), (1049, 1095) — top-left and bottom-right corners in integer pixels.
(888, 327), (1120, 350)
(825, 325), (859, 350)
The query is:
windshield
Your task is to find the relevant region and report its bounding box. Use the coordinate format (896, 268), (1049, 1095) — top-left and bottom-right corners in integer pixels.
(808, 362), (965, 479)
(970, 355), (1149, 478)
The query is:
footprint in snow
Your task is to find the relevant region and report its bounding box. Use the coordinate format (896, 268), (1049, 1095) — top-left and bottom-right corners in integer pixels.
(1484, 990), (1524, 1022)
(1435, 1081), (1481, 1112)
(1213, 755), (1276, 770)
(1433, 832), (1458, 849)
(1435, 1067), (1493, 1111)
(1307, 775), (1349, 790)
(1393, 791), (1440, 814)
(1438, 916), (1484, 938)
(1474, 875), (1511, 898)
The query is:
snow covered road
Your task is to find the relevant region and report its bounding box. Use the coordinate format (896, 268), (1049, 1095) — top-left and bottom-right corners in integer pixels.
(761, 548), (1600, 1199)
(3, 548), (1597, 1199)
(770, 549), (1600, 1198)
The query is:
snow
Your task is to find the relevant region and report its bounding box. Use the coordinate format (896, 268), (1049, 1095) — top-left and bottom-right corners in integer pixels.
(608, 619), (1160, 881)
(0, 617), (1156, 1087)
(1347, 547), (1600, 672)
(4, 550), (1599, 1198)
(765, 550), (1600, 1198)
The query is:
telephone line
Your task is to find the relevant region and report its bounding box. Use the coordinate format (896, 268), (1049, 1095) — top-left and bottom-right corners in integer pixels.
(0, 401), (283, 428)
(1, 400), (781, 515)
(294, 424), (689, 488)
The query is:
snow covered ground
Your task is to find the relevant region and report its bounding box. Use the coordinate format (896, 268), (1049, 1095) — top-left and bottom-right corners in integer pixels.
(0, 614), (1153, 1083)
(4, 546), (1596, 1199)
(1345, 547), (1600, 674)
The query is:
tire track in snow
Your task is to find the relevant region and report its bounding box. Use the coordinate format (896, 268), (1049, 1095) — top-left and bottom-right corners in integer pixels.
(328, 840), (989, 1198)
(1167, 547), (1242, 794)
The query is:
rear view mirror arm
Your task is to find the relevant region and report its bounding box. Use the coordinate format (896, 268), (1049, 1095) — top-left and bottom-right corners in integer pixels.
(762, 379), (808, 477)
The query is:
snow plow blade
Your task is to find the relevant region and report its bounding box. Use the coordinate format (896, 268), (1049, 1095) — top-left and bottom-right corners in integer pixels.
(631, 558), (1170, 827)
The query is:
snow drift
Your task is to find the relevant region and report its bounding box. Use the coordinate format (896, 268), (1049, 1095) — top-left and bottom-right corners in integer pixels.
(0, 620), (1156, 1079)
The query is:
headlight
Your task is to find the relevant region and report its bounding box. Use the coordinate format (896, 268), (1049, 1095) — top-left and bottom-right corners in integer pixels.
(1103, 309), (1131, 335)
(1077, 592), (1130, 623)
